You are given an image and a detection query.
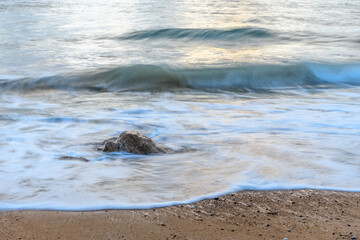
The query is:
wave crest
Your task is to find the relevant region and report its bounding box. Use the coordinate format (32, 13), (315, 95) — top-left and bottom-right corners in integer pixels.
(1, 63), (359, 92)
(118, 27), (273, 41)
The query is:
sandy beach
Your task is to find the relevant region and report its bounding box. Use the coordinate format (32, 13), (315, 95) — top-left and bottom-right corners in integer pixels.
(0, 190), (359, 240)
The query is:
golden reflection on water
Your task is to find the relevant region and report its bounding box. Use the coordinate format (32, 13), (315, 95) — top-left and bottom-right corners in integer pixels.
(177, 46), (264, 66)
(53, 0), (277, 67)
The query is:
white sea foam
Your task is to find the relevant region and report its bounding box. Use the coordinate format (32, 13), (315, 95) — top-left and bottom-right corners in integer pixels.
(0, 87), (360, 210)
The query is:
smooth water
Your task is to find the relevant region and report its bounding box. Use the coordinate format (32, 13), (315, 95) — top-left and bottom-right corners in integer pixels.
(0, 0), (359, 210)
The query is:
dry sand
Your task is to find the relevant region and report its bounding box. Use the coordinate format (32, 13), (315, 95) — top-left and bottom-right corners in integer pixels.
(0, 190), (359, 240)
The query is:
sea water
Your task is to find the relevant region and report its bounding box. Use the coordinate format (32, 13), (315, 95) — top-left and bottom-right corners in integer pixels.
(0, 0), (359, 210)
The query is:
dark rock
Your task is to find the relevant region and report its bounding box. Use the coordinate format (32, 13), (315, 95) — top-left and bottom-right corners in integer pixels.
(98, 130), (167, 155)
(97, 137), (118, 152)
(118, 130), (166, 154)
(103, 140), (120, 152)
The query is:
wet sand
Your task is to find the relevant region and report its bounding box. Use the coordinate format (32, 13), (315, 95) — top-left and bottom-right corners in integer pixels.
(0, 190), (359, 240)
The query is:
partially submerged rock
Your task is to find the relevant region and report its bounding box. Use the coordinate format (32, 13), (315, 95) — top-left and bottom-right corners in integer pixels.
(98, 130), (167, 155)
(102, 140), (120, 152)
(117, 130), (166, 154)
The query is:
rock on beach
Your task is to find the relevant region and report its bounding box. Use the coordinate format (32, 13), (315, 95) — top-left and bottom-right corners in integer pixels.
(98, 130), (167, 155)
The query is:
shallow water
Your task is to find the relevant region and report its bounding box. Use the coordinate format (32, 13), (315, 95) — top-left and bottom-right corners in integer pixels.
(0, 0), (359, 210)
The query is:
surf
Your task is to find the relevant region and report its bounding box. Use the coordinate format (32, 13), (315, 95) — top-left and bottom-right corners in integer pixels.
(117, 27), (274, 41)
(1, 63), (359, 92)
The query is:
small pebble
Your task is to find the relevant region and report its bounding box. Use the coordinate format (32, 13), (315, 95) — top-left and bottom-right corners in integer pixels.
(351, 237), (356, 240)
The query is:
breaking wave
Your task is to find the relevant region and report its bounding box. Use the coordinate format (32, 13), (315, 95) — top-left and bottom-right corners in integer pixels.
(118, 27), (274, 41)
(1, 63), (359, 92)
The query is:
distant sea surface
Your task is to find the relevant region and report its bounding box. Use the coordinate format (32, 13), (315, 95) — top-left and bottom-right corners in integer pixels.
(0, 0), (359, 210)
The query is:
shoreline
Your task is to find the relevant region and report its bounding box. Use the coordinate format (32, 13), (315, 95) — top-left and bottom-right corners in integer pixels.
(1, 189), (359, 239)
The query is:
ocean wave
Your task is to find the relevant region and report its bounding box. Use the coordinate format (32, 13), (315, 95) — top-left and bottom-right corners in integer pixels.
(117, 27), (273, 41)
(1, 63), (359, 92)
